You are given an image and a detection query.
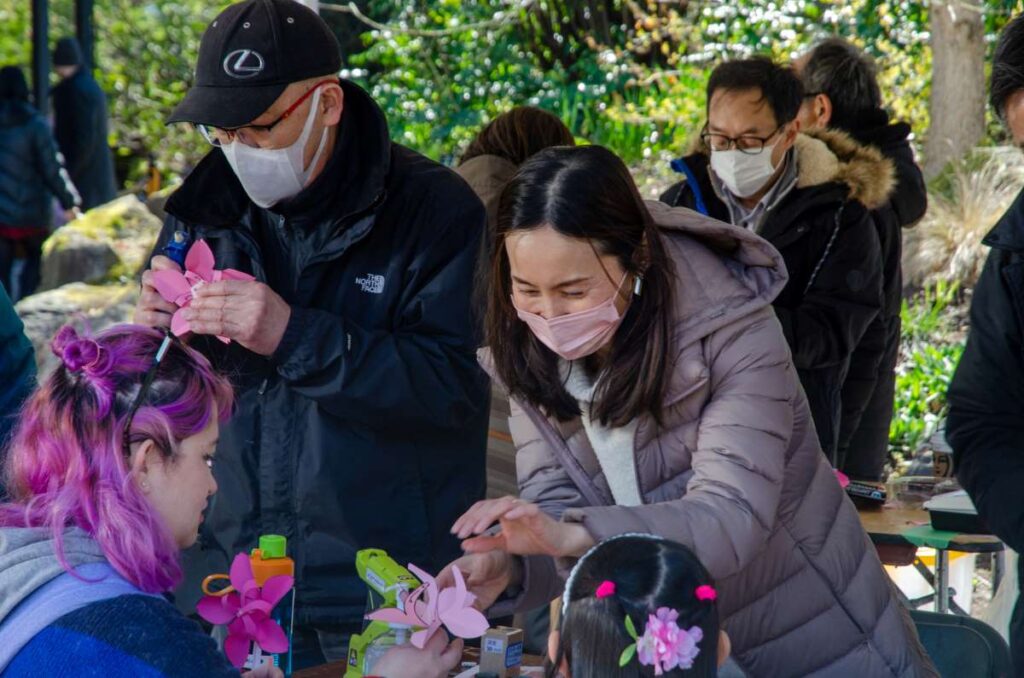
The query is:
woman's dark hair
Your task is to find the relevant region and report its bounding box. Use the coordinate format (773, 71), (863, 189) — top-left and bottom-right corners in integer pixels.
(550, 535), (720, 678)
(460, 106), (575, 166)
(0, 66), (29, 103)
(706, 56), (803, 126)
(992, 15), (1024, 119)
(487, 145), (675, 428)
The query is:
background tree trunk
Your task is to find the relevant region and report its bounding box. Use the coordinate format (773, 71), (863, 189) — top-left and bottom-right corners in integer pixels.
(924, 0), (986, 179)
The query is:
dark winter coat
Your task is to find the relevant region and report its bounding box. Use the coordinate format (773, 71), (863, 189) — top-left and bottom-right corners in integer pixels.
(0, 283), (34, 465)
(0, 101), (79, 228)
(661, 130), (891, 463)
(947, 187), (1024, 672)
(51, 70), (116, 210)
(836, 111), (927, 480)
(152, 80), (490, 627)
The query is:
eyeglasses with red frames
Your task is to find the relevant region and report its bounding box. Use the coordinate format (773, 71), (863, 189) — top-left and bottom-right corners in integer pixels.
(197, 79), (334, 147)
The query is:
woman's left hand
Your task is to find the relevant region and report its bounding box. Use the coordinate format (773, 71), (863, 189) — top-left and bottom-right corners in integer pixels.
(451, 496), (595, 558)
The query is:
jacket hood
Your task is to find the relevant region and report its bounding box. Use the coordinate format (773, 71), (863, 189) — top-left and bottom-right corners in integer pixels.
(646, 200), (787, 346)
(685, 128), (896, 210)
(455, 154), (517, 230)
(794, 128), (896, 210)
(480, 201), (788, 379)
(456, 154), (517, 190)
(985, 186), (1024, 253)
(845, 112), (928, 228)
(0, 527), (106, 626)
(0, 101), (33, 128)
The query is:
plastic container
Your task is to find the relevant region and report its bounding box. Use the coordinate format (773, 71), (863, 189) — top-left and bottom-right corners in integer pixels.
(250, 534), (296, 677)
(886, 476), (960, 510)
(362, 624), (411, 674)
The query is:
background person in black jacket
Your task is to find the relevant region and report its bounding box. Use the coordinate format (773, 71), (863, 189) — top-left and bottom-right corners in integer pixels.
(948, 14), (1024, 674)
(660, 57), (887, 465)
(133, 0), (487, 668)
(795, 38), (928, 482)
(51, 37), (117, 211)
(0, 65), (80, 301)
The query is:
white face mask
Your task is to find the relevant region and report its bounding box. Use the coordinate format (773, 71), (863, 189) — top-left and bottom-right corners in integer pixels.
(710, 143), (779, 199)
(221, 89), (329, 209)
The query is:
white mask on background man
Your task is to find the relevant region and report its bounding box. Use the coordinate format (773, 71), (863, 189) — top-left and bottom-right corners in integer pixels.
(710, 143), (779, 199)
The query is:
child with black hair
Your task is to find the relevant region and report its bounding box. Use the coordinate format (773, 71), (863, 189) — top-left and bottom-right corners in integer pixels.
(548, 534), (730, 678)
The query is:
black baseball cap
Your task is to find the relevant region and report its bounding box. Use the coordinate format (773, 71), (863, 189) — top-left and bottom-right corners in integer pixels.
(168, 0), (342, 129)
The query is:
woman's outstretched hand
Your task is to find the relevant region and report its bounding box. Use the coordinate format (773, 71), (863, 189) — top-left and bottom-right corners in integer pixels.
(451, 496), (595, 559)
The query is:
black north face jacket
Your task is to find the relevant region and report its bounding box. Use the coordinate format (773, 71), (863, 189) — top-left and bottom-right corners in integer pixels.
(153, 80), (490, 626)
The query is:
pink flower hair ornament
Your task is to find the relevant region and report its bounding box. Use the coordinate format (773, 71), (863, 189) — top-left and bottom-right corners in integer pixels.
(196, 553), (294, 668)
(619, 607), (703, 676)
(366, 563), (490, 648)
(150, 239), (255, 343)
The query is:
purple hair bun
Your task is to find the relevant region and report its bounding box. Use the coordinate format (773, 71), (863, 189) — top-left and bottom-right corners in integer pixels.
(51, 326), (115, 378)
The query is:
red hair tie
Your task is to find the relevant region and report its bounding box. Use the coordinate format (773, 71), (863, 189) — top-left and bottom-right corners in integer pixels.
(596, 580), (616, 598)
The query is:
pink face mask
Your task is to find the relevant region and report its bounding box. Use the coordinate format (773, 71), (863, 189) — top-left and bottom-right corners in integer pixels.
(513, 274), (631, 361)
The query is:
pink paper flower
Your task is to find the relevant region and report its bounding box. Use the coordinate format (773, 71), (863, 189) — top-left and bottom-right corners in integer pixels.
(834, 469), (851, 489)
(150, 239), (254, 343)
(196, 553), (294, 668)
(367, 563), (490, 648)
(635, 607), (703, 676)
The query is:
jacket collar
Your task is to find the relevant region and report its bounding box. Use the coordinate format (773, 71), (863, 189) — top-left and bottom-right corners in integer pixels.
(984, 187), (1024, 253)
(165, 79), (392, 231)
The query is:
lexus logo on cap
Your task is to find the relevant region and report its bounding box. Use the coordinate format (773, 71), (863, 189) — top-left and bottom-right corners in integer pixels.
(223, 49), (265, 79)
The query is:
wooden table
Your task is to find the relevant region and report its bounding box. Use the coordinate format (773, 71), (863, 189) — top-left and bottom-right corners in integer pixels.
(859, 505), (1004, 614)
(293, 648), (544, 677)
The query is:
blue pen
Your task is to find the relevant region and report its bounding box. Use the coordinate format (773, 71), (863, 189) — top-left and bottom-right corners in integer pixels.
(163, 230), (191, 268)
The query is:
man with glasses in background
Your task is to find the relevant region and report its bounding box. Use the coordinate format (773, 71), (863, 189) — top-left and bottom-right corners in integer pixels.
(133, 0), (487, 669)
(661, 56), (886, 465)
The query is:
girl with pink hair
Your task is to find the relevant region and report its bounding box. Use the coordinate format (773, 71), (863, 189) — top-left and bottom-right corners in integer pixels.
(0, 324), (278, 677)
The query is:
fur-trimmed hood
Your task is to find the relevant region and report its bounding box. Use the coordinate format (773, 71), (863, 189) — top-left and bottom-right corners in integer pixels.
(685, 127), (896, 210)
(794, 128), (895, 210)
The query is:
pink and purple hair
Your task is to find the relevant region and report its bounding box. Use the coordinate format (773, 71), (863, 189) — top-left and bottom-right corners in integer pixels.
(0, 323), (233, 593)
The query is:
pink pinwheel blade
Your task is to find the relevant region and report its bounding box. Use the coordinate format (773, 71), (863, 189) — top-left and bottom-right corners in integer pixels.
(260, 575), (295, 609)
(411, 621), (442, 650)
(185, 239), (216, 281)
(229, 553), (256, 591)
(256, 617), (290, 653)
(221, 268), (256, 282)
(436, 588), (489, 639)
(196, 593), (240, 625)
(367, 607), (422, 626)
(170, 309), (192, 338)
(150, 269), (192, 306)
(224, 633), (251, 669)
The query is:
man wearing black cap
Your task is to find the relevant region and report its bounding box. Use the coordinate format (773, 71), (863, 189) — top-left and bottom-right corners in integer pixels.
(51, 37), (117, 210)
(133, 0), (489, 667)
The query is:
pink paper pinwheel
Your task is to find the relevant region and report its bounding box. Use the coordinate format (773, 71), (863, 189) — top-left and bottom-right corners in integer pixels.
(366, 563), (490, 648)
(150, 239), (254, 342)
(196, 553), (294, 668)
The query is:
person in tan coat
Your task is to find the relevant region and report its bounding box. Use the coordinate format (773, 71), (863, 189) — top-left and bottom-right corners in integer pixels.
(442, 145), (935, 677)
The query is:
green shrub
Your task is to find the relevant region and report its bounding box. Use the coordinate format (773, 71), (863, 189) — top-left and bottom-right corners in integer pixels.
(890, 281), (966, 466)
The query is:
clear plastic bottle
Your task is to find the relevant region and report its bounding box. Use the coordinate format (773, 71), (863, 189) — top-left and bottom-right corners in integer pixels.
(363, 624), (411, 673)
